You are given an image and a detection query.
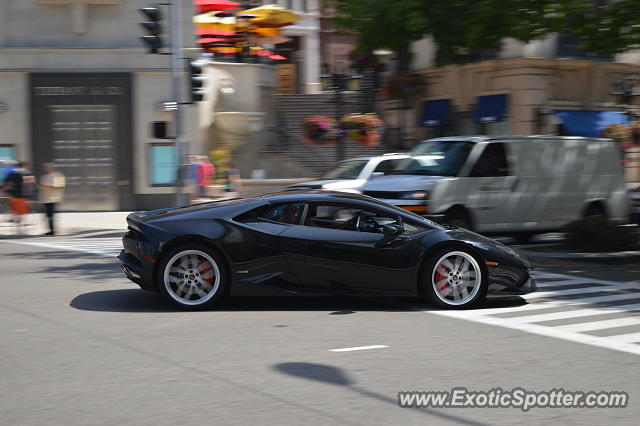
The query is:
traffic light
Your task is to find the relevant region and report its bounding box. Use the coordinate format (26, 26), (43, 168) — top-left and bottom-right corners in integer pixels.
(139, 5), (162, 54)
(188, 60), (207, 102)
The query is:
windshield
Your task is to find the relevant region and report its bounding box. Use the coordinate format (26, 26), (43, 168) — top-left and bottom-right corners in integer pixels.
(322, 160), (368, 180)
(392, 140), (475, 177)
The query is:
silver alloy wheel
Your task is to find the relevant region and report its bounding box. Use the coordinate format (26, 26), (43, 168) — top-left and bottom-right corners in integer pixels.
(431, 251), (482, 306)
(163, 249), (221, 306)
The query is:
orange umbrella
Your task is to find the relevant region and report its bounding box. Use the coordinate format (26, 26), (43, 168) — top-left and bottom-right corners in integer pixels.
(194, 0), (239, 13)
(240, 4), (300, 28)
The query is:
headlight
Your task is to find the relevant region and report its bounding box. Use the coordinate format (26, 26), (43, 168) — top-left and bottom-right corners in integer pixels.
(399, 191), (429, 200)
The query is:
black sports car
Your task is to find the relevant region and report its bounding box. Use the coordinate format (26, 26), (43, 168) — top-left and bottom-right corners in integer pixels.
(118, 191), (535, 309)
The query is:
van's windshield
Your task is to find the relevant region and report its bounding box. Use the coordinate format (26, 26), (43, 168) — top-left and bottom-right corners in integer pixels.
(392, 140), (475, 177)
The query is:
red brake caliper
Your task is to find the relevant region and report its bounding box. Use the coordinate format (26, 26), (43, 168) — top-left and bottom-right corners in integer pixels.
(436, 266), (447, 291)
(198, 260), (213, 285)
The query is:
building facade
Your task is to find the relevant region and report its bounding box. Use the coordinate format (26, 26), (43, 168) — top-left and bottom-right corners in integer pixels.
(0, 0), (203, 210)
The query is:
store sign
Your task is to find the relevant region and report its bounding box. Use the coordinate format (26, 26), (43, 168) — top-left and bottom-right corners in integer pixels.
(33, 86), (125, 96)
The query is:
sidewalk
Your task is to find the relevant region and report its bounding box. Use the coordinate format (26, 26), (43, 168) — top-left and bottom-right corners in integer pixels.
(0, 211), (130, 238)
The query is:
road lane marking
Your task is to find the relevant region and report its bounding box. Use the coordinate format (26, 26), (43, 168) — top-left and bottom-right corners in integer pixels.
(425, 271), (640, 356)
(555, 318), (640, 333)
(329, 345), (388, 352)
(523, 285), (630, 299)
(474, 292), (640, 316)
(4, 238), (122, 257)
(505, 303), (640, 323)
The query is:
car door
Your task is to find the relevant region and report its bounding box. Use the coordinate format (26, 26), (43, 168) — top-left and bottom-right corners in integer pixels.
(278, 202), (422, 295)
(231, 202), (308, 292)
(465, 142), (518, 232)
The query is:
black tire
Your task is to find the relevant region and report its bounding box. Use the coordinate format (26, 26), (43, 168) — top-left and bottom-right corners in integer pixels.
(157, 243), (228, 310)
(444, 208), (472, 231)
(421, 246), (487, 309)
(584, 203), (607, 219)
(513, 232), (535, 244)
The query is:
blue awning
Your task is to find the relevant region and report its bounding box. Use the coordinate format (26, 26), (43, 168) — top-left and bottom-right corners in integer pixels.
(475, 94), (508, 123)
(553, 110), (630, 137)
(421, 99), (450, 127)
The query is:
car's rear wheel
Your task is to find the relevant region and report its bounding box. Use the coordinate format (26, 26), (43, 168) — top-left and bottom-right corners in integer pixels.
(158, 244), (227, 309)
(422, 247), (486, 309)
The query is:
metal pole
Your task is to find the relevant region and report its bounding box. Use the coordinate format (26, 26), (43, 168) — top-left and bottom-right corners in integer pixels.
(170, 0), (187, 206)
(335, 74), (345, 162)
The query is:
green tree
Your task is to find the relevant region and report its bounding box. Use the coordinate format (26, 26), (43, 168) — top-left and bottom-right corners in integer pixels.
(332, 0), (640, 67)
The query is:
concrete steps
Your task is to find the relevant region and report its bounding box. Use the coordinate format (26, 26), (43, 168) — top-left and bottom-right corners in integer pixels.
(266, 94), (391, 175)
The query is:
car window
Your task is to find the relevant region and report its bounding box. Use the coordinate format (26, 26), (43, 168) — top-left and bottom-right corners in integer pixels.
(304, 203), (401, 234)
(395, 140), (475, 176)
(373, 159), (400, 175)
(259, 203), (306, 225)
(321, 160), (368, 180)
(470, 143), (510, 177)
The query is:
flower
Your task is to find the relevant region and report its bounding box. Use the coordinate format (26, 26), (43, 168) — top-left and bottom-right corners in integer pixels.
(302, 115), (340, 145)
(341, 113), (384, 146)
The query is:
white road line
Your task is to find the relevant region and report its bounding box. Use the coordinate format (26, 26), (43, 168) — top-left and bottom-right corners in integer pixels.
(555, 318), (640, 333)
(4, 240), (121, 257)
(531, 271), (624, 286)
(475, 292), (640, 316)
(607, 332), (640, 343)
(329, 345), (388, 352)
(508, 303), (640, 323)
(534, 279), (590, 288)
(430, 309), (640, 356)
(523, 285), (629, 299)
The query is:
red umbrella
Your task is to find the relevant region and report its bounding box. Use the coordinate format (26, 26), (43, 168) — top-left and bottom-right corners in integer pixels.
(194, 0), (239, 13)
(269, 54), (286, 60)
(197, 38), (226, 44)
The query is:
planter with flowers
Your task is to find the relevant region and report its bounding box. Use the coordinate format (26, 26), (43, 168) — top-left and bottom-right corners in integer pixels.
(302, 115), (340, 145)
(603, 121), (640, 151)
(341, 113), (384, 146)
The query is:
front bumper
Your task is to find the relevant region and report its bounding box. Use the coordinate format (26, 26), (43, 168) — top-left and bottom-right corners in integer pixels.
(118, 250), (155, 290)
(377, 198), (430, 215)
(487, 265), (536, 297)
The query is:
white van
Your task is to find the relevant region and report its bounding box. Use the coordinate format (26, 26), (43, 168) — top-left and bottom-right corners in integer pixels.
(361, 136), (629, 241)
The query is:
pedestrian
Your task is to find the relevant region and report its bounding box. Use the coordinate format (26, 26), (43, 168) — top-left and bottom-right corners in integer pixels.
(39, 163), (65, 236)
(224, 161), (241, 197)
(199, 155), (215, 198)
(188, 154), (203, 202)
(2, 161), (35, 234)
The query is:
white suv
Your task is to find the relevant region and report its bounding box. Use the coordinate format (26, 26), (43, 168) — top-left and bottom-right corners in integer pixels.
(286, 153), (409, 194)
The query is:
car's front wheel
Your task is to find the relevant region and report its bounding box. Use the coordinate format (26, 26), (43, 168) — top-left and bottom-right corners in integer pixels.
(158, 244), (227, 309)
(422, 247), (486, 308)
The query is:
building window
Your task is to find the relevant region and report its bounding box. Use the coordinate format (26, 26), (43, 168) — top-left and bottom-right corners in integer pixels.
(149, 143), (177, 186)
(0, 144), (16, 160)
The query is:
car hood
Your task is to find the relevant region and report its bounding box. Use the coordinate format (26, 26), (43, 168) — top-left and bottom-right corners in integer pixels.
(362, 174), (449, 192)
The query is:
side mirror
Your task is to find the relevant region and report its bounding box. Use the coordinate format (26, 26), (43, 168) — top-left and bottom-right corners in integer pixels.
(382, 224), (403, 238)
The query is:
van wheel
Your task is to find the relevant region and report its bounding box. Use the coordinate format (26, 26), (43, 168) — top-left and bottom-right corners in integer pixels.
(585, 203), (607, 219)
(513, 232), (535, 244)
(445, 208), (472, 230)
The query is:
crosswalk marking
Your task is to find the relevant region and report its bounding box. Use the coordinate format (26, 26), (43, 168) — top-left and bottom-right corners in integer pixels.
(523, 285), (630, 299)
(556, 318), (640, 333)
(5, 237), (123, 257)
(478, 292), (640, 315)
(425, 270), (640, 356)
(508, 303), (640, 323)
(607, 332), (640, 343)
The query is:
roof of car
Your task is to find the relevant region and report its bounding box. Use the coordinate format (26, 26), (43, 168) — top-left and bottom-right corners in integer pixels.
(341, 153), (409, 162)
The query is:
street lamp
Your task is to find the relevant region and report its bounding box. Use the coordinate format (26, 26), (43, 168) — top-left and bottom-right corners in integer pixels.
(320, 64), (362, 161)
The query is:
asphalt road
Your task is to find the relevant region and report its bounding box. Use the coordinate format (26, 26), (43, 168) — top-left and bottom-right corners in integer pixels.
(1, 239), (639, 425)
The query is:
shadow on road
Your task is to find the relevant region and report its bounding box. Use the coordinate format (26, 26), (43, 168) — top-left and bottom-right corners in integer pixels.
(70, 289), (528, 314)
(3, 250), (123, 280)
(273, 362), (490, 426)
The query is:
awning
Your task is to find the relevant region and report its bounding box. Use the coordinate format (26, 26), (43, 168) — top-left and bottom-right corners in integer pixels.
(552, 110), (630, 137)
(420, 99), (450, 127)
(475, 94), (508, 123)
